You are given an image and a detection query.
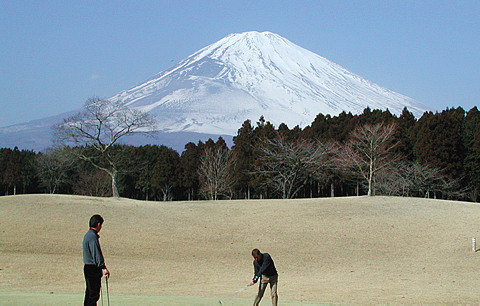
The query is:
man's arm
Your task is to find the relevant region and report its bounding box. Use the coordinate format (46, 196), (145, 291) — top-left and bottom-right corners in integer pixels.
(90, 238), (110, 278)
(89, 238), (106, 269)
(249, 261), (260, 285)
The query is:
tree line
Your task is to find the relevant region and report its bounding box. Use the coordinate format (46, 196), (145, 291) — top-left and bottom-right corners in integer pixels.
(1, 105), (479, 202)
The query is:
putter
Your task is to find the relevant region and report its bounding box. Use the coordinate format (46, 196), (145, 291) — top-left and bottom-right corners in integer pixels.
(100, 283), (104, 306)
(105, 276), (110, 306)
(218, 285), (249, 305)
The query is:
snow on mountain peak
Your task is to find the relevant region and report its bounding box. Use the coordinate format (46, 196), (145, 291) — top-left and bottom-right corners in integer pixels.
(0, 31), (433, 152)
(113, 31), (430, 136)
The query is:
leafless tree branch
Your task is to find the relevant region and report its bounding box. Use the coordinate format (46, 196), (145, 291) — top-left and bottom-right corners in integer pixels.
(52, 97), (156, 197)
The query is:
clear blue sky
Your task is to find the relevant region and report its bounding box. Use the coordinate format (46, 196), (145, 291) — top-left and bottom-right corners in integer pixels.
(1, 0), (479, 127)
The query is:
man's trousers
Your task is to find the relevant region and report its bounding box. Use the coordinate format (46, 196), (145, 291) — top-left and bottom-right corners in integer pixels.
(254, 274), (278, 306)
(84, 265), (102, 306)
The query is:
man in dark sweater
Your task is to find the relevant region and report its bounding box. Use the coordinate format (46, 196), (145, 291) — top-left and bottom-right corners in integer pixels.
(249, 248), (278, 306)
(83, 214), (110, 306)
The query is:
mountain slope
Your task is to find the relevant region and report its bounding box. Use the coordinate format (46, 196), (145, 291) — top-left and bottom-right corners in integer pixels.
(112, 31), (429, 135)
(0, 31), (430, 151)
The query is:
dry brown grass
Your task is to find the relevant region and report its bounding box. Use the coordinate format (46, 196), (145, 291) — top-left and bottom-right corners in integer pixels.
(1, 194), (480, 303)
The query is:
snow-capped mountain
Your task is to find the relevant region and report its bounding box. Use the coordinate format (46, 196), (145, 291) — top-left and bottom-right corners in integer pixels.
(112, 31), (429, 135)
(0, 31), (430, 152)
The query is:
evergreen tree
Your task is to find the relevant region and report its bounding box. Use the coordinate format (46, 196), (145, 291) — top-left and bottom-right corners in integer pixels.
(0, 148), (8, 194)
(393, 107), (416, 161)
(127, 145), (165, 200)
(414, 108), (465, 184)
(251, 117), (277, 198)
(19, 149), (39, 194)
(302, 113), (330, 141)
(358, 107), (395, 126)
(253, 116), (277, 140)
(179, 142), (202, 200)
(326, 111), (358, 142)
(152, 146), (181, 201)
(463, 107), (480, 201)
(2, 147), (22, 195)
(231, 120), (256, 199)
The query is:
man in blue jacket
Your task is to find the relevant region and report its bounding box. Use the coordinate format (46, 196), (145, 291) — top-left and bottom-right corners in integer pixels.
(83, 214), (110, 305)
(249, 248), (278, 306)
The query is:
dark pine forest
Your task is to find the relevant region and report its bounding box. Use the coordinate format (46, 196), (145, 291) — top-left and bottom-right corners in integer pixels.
(2, 106), (480, 202)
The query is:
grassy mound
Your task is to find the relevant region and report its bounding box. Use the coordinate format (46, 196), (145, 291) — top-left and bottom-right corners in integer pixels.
(1, 194), (480, 303)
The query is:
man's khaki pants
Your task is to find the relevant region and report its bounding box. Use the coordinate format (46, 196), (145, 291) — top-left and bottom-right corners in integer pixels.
(254, 274), (278, 306)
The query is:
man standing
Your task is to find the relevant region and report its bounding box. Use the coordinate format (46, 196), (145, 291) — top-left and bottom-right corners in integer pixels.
(83, 214), (110, 306)
(249, 249), (278, 306)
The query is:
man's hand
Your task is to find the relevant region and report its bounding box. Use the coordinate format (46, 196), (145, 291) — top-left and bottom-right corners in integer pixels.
(103, 268), (110, 278)
(249, 275), (259, 286)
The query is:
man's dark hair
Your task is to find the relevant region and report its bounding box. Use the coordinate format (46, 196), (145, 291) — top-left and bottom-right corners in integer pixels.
(89, 214), (104, 228)
(252, 248), (261, 256)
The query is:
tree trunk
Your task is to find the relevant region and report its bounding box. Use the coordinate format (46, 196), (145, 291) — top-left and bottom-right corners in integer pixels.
(111, 170), (120, 198)
(368, 160), (373, 196)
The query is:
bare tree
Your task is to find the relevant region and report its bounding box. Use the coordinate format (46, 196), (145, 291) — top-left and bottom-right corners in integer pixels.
(362, 159), (466, 200)
(73, 168), (111, 197)
(53, 97), (156, 197)
(337, 122), (398, 196)
(158, 185), (173, 201)
(254, 136), (335, 199)
(396, 161), (465, 199)
(35, 147), (76, 194)
(198, 146), (235, 200)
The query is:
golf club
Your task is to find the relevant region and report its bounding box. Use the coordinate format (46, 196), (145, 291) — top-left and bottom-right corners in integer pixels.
(218, 285), (249, 305)
(100, 282), (104, 306)
(105, 276), (110, 306)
